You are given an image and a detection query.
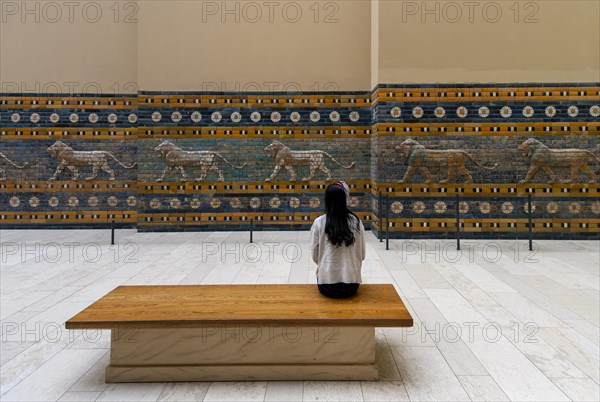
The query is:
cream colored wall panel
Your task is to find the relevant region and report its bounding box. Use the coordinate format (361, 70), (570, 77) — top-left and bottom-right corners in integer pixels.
(378, 0), (600, 83)
(137, 0), (371, 91)
(0, 0), (137, 93)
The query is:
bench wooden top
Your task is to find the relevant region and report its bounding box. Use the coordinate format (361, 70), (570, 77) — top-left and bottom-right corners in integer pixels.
(65, 284), (413, 329)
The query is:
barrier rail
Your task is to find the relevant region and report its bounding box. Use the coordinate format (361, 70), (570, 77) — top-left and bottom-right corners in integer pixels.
(371, 193), (540, 250)
(106, 191), (592, 248)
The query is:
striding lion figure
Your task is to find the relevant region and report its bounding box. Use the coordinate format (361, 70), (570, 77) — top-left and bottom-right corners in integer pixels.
(47, 141), (137, 181)
(154, 140), (246, 182)
(0, 152), (29, 180)
(395, 139), (497, 184)
(518, 138), (599, 184)
(264, 140), (356, 182)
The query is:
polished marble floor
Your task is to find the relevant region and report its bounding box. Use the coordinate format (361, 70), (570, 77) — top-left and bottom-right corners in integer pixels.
(0, 229), (598, 401)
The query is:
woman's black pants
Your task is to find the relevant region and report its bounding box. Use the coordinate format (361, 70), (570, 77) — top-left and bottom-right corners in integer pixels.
(318, 283), (360, 299)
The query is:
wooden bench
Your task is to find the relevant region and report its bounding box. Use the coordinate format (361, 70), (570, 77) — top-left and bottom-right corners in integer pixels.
(66, 284), (413, 382)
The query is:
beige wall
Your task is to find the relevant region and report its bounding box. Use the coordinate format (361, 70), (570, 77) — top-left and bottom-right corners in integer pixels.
(0, 0), (137, 94)
(2, 0), (598, 93)
(137, 0), (372, 91)
(378, 0), (600, 83)
(370, 0), (379, 88)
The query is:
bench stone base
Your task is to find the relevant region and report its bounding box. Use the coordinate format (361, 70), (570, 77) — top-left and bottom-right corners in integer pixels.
(106, 325), (377, 382)
(107, 364), (378, 382)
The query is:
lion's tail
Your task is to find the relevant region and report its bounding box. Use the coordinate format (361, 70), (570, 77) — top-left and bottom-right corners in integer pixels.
(0, 153), (29, 169)
(324, 152), (356, 169)
(463, 152), (497, 170)
(107, 153), (137, 169)
(216, 154), (247, 170)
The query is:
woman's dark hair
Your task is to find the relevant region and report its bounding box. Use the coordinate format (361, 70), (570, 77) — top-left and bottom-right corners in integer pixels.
(324, 183), (361, 247)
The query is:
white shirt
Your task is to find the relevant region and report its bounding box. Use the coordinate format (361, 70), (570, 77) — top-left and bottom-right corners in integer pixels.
(310, 214), (366, 284)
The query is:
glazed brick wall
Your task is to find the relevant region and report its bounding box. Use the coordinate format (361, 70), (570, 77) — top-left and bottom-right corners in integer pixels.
(373, 135), (600, 184)
(370, 83), (599, 239)
(1, 84), (599, 238)
(137, 138), (370, 183)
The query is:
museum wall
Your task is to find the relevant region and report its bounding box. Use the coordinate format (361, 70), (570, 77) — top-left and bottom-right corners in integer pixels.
(1, 1), (599, 238)
(377, 0), (600, 83)
(370, 0), (600, 238)
(137, 0), (372, 91)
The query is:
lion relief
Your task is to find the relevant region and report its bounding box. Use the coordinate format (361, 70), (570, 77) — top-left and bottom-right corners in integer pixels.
(0, 152), (29, 180)
(47, 141), (136, 181)
(154, 140), (246, 182)
(264, 140), (356, 182)
(395, 139), (497, 184)
(518, 138), (599, 184)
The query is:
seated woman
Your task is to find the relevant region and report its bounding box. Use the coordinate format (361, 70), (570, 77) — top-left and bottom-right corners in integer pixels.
(310, 181), (366, 299)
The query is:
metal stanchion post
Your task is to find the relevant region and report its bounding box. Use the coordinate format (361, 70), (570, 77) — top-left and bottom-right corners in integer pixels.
(528, 193), (533, 251)
(379, 191), (383, 242)
(385, 195), (390, 250)
(111, 220), (115, 246)
(455, 194), (460, 251)
(250, 219), (254, 244)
